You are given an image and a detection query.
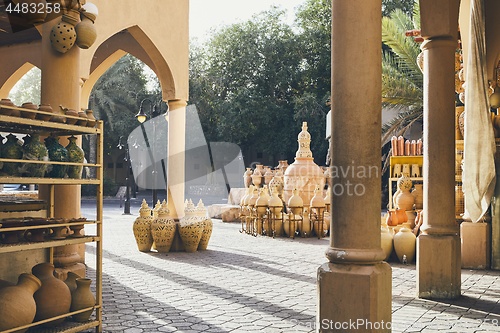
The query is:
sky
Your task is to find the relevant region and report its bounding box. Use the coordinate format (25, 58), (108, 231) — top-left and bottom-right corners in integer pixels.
(189, 0), (307, 42)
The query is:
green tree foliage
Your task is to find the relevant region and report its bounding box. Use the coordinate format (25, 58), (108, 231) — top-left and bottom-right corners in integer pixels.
(189, 2), (331, 165)
(90, 54), (155, 154)
(9, 67), (41, 105)
(381, 5), (422, 144)
(382, 0), (415, 17)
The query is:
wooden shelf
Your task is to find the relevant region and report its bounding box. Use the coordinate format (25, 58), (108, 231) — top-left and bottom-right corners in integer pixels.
(0, 236), (100, 254)
(0, 177), (100, 185)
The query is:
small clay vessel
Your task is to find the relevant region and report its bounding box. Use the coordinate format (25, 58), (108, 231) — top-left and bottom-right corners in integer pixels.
(37, 104), (53, 121)
(20, 102), (37, 119)
(0, 98), (15, 116)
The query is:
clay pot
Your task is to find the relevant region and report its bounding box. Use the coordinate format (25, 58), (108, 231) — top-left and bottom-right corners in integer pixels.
(393, 224), (417, 263)
(65, 136), (84, 179)
(1, 134), (23, 176)
(0, 273), (41, 333)
(0, 278), (15, 289)
(380, 225), (394, 261)
(0, 98), (15, 116)
(50, 20), (77, 53)
(268, 176), (284, 198)
(133, 199), (154, 252)
(263, 167), (274, 185)
(243, 168), (252, 188)
(178, 200), (203, 252)
(287, 188), (303, 215)
(76, 110), (88, 126)
(21, 133), (48, 177)
(44, 136), (69, 178)
(75, 15), (97, 49)
(395, 176), (414, 211)
(85, 109), (97, 127)
(37, 104), (53, 121)
(196, 200), (212, 250)
(411, 184), (423, 210)
(283, 122), (325, 205)
(64, 108), (79, 125)
(70, 278), (95, 322)
(32, 262), (71, 326)
(20, 102), (37, 119)
(64, 271), (81, 293)
(151, 200), (176, 253)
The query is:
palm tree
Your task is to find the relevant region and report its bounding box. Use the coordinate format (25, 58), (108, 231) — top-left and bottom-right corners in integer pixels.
(381, 5), (423, 145)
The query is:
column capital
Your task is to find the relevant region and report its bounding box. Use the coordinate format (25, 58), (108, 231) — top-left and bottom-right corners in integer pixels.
(326, 247), (386, 265)
(420, 38), (458, 52)
(168, 99), (187, 111)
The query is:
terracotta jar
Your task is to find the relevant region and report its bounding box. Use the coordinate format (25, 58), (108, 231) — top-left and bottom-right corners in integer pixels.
(20, 102), (37, 119)
(243, 167), (252, 188)
(283, 122), (325, 206)
(85, 109), (97, 127)
(411, 184), (423, 210)
(0, 98), (15, 116)
(263, 167), (274, 185)
(50, 20), (77, 53)
(75, 14), (97, 49)
(393, 224), (417, 263)
(395, 175), (414, 211)
(66, 136), (84, 178)
(196, 200), (213, 250)
(178, 200), (203, 252)
(63, 107), (79, 125)
(37, 104), (53, 121)
(151, 200), (176, 253)
(380, 224), (394, 261)
(70, 278), (95, 322)
(0, 273), (41, 333)
(133, 199), (154, 252)
(32, 262), (71, 326)
(76, 110), (88, 126)
(64, 271), (81, 293)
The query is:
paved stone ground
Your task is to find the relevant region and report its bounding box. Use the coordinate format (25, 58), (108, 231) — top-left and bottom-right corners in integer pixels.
(80, 203), (500, 333)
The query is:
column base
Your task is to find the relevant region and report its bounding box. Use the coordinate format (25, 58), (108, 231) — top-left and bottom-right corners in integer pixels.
(417, 234), (461, 299)
(461, 222), (491, 269)
(317, 262), (392, 333)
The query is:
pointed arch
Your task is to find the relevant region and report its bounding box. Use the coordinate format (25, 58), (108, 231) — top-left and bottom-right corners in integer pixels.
(0, 62), (37, 99)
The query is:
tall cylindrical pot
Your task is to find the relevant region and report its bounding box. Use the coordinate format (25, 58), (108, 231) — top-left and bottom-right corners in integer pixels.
(133, 199), (154, 252)
(0, 273), (41, 333)
(151, 200), (176, 253)
(70, 278), (95, 322)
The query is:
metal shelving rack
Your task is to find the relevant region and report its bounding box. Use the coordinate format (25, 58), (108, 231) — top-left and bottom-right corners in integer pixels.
(0, 105), (103, 333)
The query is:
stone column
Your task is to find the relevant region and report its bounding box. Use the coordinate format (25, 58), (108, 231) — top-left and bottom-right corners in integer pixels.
(167, 99), (186, 219)
(317, 1), (391, 332)
(417, 0), (461, 298)
(39, 6), (85, 279)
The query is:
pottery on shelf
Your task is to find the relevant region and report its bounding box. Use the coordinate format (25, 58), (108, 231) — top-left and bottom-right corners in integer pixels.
(151, 200), (176, 253)
(21, 133), (48, 177)
(37, 104), (53, 121)
(394, 175), (414, 211)
(133, 199), (154, 252)
(32, 262), (71, 326)
(0, 273), (41, 333)
(70, 278), (95, 322)
(85, 109), (97, 127)
(76, 110), (88, 126)
(0, 98), (15, 116)
(1, 133), (23, 176)
(44, 136), (69, 178)
(66, 136), (84, 179)
(64, 271), (81, 293)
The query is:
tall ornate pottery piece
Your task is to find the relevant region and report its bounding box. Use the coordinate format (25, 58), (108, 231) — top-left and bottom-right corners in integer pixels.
(1, 133), (23, 176)
(32, 262), (71, 326)
(283, 122), (325, 206)
(197, 200), (213, 250)
(65, 135), (84, 178)
(178, 200), (203, 252)
(133, 199), (154, 252)
(151, 200), (176, 253)
(0, 273), (41, 333)
(44, 136), (69, 178)
(21, 133), (48, 177)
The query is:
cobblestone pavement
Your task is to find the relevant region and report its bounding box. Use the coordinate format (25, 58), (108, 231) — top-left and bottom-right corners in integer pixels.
(81, 205), (500, 333)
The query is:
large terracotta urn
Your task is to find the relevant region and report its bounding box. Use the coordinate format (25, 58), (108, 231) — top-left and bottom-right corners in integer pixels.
(133, 199), (154, 252)
(0, 273), (41, 333)
(393, 224), (417, 263)
(151, 200), (176, 253)
(70, 278), (95, 322)
(178, 200), (203, 252)
(32, 262), (71, 326)
(283, 122), (325, 206)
